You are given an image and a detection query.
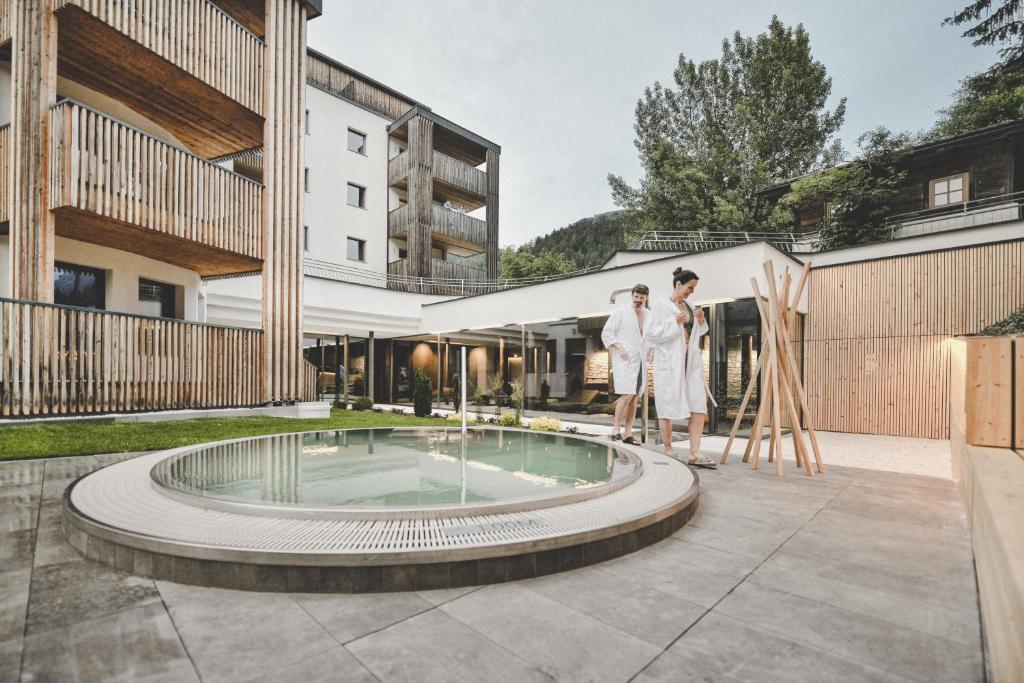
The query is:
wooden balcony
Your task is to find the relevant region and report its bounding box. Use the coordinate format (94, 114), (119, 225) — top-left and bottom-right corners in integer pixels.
(0, 1), (9, 45)
(53, 0), (264, 157)
(387, 150), (487, 211)
(0, 297), (263, 416)
(388, 204), (487, 250)
(387, 257), (487, 294)
(49, 101), (264, 277)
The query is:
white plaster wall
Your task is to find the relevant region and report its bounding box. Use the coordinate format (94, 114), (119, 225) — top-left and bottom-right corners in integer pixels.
(601, 250), (683, 270)
(0, 236), (201, 318)
(304, 86), (391, 272)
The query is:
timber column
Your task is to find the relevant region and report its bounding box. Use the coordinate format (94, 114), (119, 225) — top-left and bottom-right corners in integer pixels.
(8, 0), (58, 301)
(485, 149), (500, 280)
(407, 116), (434, 283)
(262, 0), (309, 403)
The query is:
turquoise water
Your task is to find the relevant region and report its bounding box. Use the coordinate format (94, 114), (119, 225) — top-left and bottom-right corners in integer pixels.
(152, 428), (636, 509)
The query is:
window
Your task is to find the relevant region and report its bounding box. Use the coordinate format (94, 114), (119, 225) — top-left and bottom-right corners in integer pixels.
(930, 173), (968, 208)
(305, 109), (310, 135)
(347, 182), (366, 208)
(304, 168), (310, 193)
(303, 226), (309, 252)
(54, 262), (105, 310)
(347, 128), (367, 155)
(347, 237), (366, 262)
(138, 278), (179, 319)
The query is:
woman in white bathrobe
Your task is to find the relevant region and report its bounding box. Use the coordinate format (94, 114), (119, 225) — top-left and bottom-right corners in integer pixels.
(644, 268), (716, 468)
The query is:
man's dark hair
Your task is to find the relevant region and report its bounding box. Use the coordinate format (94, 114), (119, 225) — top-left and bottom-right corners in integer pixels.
(631, 284), (649, 295)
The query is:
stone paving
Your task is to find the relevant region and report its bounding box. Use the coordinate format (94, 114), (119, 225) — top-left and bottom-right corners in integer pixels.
(0, 441), (984, 682)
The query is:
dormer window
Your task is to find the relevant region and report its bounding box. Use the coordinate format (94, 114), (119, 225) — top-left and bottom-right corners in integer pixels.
(929, 173), (968, 208)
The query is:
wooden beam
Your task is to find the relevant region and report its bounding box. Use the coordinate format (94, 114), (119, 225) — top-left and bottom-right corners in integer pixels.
(485, 149), (500, 280)
(407, 116), (434, 281)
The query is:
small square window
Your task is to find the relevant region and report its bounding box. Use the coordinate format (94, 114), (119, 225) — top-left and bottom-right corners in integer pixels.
(305, 109), (311, 135)
(930, 173), (968, 208)
(347, 183), (365, 208)
(347, 237), (366, 262)
(304, 168), (310, 193)
(347, 129), (367, 155)
(303, 226), (309, 252)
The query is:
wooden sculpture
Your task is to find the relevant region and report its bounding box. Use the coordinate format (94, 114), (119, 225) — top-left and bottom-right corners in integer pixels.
(721, 261), (824, 477)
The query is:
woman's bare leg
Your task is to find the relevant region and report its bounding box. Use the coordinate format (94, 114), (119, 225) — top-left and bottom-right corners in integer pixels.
(659, 418), (675, 454)
(689, 412), (707, 458)
(622, 395), (639, 438)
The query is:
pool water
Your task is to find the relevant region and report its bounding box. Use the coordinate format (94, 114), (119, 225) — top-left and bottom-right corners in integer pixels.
(151, 428), (638, 510)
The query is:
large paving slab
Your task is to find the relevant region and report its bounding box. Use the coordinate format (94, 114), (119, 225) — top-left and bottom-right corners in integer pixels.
(0, 438), (985, 681)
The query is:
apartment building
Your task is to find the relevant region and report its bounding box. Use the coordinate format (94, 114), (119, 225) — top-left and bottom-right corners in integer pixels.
(0, 0), (321, 416)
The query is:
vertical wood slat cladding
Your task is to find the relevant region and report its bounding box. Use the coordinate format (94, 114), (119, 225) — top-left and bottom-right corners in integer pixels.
(262, 0), (306, 403)
(0, 298), (262, 416)
(805, 240), (1024, 438)
(1016, 337), (1024, 450)
(9, 0), (58, 303)
(432, 151), (487, 197)
(485, 149), (500, 280)
(49, 101), (264, 261)
(0, 1), (9, 44)
(406, 117), (434, 279)
(53, 0), (265, 116)
(301, 359), (318, 402)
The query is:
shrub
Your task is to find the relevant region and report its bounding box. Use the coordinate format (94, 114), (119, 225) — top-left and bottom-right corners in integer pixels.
(352, 396), (374, 411)
(510, 380), (524, 421)
(539, 380), (551, 406)
(979, 307), (1024, 336)
(529, 416), (562, 432)
(452, 373), (462, 412)
(498, 412), (521, 427)
(333, 398), (347, 410)
(445, 413), (462, 422)
(413, 369), (433, 417)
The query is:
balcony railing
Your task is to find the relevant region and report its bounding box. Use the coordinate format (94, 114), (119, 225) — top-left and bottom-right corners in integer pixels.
(388, 151), (409, 187)
(0, 124), (8, 223)
(633, 231), (819, 254)
(433, 150), (487, 197)
(55, 0), (265, 115)
(0, 1), (9, 44)
(0, 297), (263, 417)
(49, 101), (264, 273)
(388, 204), (488, 249)
(886, 191), (1024, 239)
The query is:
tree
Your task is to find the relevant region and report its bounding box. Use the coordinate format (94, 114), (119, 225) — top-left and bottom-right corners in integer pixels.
(609, 17), (846, 240)
(499, 247), (576, 280)
(781, 128), (911, 250)
(413, 369), (432, 417)
(932, 1), (1024, 137)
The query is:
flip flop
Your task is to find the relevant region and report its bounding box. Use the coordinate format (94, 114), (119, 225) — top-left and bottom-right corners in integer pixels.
(622, 436), (637, 445)
(687, 455), (718, 469)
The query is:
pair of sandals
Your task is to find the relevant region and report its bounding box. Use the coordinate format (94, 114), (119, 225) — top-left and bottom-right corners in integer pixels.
(662, 450), (717, 469)
(610, 433), (638, 445)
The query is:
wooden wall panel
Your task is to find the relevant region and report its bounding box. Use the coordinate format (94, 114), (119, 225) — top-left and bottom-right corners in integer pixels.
(806, 240), (1024, 438)
(262, 0), (307, 403)
(0, 125), (8, 224)
(306, 54), (414, 120)
(485, 149), (500, 280)
(1016, 337), (1023, 451)
(406, 116), (434, 280)
(8, 0), (58, 302)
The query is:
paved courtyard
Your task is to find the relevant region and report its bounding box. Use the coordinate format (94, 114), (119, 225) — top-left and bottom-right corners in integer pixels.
(1, 437), (983, 682)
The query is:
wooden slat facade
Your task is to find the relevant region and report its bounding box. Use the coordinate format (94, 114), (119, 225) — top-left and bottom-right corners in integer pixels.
(301, 359), (319, 402)
(54, 0), (265, 116)
(432, 150), (487, 199)
(306, 53), (414, 120)
(0, 125), (8, 224)
(0, 0), (10, 44)
(805, 239), (1024, 438)
(405, 116), (434, 280)
(485, 148), (500, 280)
(430, 205), (487, 249)
(49, 101), (264, 274)
(0, 298), (263, 416)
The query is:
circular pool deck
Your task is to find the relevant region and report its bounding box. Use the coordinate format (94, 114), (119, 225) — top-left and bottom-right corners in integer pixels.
(63, 429), (699, 593)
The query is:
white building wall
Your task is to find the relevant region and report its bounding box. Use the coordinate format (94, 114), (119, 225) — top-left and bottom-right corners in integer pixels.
(1, 236), (201, 319)
(304, 86), (391, 272)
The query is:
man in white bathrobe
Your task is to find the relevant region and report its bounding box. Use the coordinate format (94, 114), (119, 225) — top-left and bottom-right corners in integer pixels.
(601, 284), (650, 444)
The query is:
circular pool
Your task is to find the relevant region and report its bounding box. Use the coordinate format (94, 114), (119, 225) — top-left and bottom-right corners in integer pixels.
(150, 428), (641, 518)
(63, 427), (699, 593)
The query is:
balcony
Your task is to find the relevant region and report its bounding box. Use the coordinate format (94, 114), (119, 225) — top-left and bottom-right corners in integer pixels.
(387, 257), (488, 294)
(388, 204), (487, 250)
(52, 0), (265, 157)
(0, 297), (263, 416)
(387, 150), (487, 211)
(49, 101), (264, 277)
(0, 2), (9, 45)
(886, 191), (1024, 239)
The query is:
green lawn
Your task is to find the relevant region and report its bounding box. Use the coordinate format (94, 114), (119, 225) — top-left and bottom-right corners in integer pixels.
(0, 409), (449, 461)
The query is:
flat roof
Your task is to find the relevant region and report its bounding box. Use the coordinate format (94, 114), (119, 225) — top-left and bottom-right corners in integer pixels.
(388, 105), (501, 155)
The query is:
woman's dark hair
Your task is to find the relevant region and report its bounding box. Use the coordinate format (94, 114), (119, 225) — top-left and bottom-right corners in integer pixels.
(672, 268), (698, 286)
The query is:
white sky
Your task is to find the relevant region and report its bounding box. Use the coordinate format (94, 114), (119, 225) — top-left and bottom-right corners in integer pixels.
(309, 0), (1002, 247)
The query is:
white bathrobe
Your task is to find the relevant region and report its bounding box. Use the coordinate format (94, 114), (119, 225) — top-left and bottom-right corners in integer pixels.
(644, 296), (709, 421)
(601, 305), (650, 395)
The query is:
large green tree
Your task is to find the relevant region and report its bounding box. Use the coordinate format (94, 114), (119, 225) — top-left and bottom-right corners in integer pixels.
(932, 0), (1024, 137)
(499, 247), (576, 280)
(608, 17), (846, 240)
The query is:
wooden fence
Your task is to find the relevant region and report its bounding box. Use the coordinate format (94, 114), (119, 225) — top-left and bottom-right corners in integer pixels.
(55, 0), (265, 115)
(50, 100), (264, 261)
(0, 298), (263, 417)
(301, 360), (319, 403)
(950, 336), (1023, 449)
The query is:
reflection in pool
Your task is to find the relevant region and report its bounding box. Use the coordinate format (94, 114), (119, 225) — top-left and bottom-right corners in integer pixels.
(151, 428), (637, 509)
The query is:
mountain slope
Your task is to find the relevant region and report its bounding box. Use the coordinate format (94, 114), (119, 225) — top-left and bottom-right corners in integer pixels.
(520, 210), (630, 269)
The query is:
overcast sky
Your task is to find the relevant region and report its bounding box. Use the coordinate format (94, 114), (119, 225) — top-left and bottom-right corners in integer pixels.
(309, 1), (1001, 247)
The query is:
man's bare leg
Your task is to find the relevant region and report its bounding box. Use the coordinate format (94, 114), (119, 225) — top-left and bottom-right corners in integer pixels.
(612, 395), (629, 438)
(622, 395), (639, 440)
